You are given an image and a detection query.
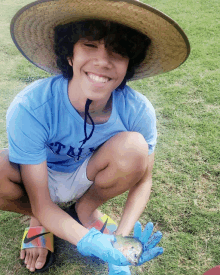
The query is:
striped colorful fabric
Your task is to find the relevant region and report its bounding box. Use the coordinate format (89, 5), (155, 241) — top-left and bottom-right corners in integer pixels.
(87, 214), (117, 234)
(21, 226), (54, 252)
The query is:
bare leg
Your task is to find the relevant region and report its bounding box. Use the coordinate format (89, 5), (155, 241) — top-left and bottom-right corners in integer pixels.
(76, 132), (149, 232)
(0, 148), (109, 272)
(0, 149), (48, 272)
(0, 132), (149, 271)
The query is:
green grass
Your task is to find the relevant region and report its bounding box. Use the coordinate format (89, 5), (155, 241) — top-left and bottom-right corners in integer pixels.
(0, 0), (220, 274)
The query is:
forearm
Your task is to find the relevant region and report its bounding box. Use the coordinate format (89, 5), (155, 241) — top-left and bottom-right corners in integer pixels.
(20, 162), (89, 245)
(116, 177), (152, 236)
(35, 201), (89, 245)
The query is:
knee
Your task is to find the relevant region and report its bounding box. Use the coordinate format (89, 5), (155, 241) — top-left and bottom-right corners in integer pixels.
(111, 132), (149, 176)
(88, 132), (149, 189)
(0, 149), (10, 183)
(0, 198), (5, 209)
(0, 149), (23, 201)
(0, 179), (24, 203)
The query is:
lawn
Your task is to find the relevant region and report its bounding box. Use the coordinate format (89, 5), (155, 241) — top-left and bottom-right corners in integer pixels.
(0, 0), (219, 274)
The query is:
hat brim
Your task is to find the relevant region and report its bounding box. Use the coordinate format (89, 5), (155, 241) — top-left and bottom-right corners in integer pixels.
(11, 0), (190, 80)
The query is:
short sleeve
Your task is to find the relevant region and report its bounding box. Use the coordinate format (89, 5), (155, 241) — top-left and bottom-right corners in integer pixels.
(131, 105), (157, 155)
(123, 89), (157, 155)
(6, 102), (48, 164)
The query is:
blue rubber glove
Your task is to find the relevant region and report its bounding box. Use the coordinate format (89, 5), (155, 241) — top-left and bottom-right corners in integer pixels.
(108, 221), (163, 273)
(108, 263), (131, 275)
(133, 221), (163, 265)
(77, 228), (130, 266)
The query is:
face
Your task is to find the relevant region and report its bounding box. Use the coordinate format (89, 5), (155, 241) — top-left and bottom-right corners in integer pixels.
(68, 38), (129, 104)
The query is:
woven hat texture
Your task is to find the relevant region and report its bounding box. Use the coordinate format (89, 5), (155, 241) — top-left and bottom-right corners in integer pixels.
(11, 0), (190, 80)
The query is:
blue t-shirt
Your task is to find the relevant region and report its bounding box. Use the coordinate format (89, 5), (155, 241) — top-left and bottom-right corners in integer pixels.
(6, 75), (157, 173)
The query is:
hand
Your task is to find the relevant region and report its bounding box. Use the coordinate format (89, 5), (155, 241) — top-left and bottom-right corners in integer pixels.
(133, 221), (163, 265)
(77, 228), (130, 266)
(108, 263), (131, 275)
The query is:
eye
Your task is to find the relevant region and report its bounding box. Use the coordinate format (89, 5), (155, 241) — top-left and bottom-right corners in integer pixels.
(109, 49), (128, 61)
(84, 43), (97, 48)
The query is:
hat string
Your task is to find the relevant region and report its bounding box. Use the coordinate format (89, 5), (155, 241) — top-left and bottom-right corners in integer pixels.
(79, 99), (95, 151)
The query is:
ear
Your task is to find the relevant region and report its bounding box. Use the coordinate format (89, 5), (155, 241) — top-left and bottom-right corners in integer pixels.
(67, 57), (73, 67)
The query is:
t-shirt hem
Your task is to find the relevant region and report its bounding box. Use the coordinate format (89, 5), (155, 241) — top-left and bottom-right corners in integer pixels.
(148, 149), (155, 155)
(9, 156), (46, 165)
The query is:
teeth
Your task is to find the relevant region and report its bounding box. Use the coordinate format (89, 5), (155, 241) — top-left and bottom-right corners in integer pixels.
(87, 73), (109, 83)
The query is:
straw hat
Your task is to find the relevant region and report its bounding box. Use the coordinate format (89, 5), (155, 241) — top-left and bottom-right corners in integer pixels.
(10, 0), (190, 80)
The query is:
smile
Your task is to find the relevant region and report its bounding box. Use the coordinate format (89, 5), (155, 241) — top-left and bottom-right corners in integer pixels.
(87, 72), (111, 83)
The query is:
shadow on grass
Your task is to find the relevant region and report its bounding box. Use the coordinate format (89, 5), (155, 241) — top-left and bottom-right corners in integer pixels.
(53, 236), (109, 275)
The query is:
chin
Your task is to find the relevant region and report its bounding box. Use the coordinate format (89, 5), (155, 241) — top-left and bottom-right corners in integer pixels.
(86, 89), (113, 101)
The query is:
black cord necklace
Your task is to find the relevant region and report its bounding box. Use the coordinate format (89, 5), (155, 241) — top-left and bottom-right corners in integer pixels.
(79, 99), (95, 150)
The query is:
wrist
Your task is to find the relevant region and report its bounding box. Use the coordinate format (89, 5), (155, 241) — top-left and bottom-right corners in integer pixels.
(75, 226), (90, 245)
(76, 227), (99, 254)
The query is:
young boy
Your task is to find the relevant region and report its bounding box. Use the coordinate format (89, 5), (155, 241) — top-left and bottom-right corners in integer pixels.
(1, 0), (190, 273)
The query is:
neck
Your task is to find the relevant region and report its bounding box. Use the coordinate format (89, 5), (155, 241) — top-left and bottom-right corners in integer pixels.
(78, 95), (112, 119)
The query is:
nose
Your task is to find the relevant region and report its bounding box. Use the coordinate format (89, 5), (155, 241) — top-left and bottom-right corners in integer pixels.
(93, 44), (113, 68)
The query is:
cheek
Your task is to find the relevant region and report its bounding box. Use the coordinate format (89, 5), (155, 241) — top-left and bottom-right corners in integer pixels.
(119, 62), (129, 79)
(71, 57), (85, 75)
(123, 59), (129, 73)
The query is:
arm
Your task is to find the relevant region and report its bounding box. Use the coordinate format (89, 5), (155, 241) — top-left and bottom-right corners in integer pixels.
(21, 161), (133, 266)
(115, 152), (154, 236)
(20, 161), (89, 245)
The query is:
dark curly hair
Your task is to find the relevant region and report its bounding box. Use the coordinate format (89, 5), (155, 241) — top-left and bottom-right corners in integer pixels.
(54, 20), (151, 89)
